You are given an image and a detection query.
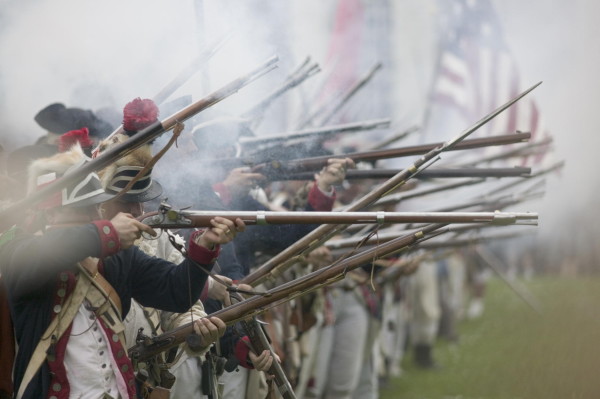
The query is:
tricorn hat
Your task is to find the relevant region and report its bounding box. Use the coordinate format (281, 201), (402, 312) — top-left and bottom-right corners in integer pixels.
(34, 103), (114, 138)
(27, 128), (114, 209)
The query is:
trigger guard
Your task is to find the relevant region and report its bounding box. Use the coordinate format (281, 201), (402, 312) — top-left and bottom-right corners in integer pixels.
(142, 229), (161, 241)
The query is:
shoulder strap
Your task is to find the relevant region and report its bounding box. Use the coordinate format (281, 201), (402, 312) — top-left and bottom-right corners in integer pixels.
(16, 274), (92, 399)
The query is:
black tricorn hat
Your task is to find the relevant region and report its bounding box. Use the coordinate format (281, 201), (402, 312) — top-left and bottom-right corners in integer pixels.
(34, 103), (113, 139)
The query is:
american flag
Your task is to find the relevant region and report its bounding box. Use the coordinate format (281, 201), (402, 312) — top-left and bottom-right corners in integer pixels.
(429, 0), (550, 165)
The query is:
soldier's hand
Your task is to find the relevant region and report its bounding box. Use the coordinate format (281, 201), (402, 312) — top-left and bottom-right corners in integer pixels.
(316, 158), (356, 192)
(195, 217), (246, 249)
(110, 212), (156, 249)
(249, 349), (279, 372)
(222, 167), (266, 199)
(208, 275), (233, 306)
(192, 317), (227, 348)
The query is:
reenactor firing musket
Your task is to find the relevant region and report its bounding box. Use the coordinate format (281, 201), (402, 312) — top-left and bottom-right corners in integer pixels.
(241, 81), (542, 287)
(239, 118), (391, 150)
(242, 56), (320, 124)
(0, 56), (280, 229)
(137, 204), (538, 230)
(204, 131), (531, 175)
(277, 166), (532, 181)
(297, 62), (382, 129)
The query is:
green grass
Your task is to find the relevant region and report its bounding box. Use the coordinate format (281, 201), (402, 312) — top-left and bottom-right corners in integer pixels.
(380, 277), (600, 399)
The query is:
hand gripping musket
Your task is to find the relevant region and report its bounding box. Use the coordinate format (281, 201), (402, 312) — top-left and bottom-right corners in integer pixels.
(138, 205), (538, 230)
(0, 56), (279, 229)
(241, 82), (542, 287)
(277, 166), (532, 182)
(230, 293), (297, 399)
(128, 223), (448, 363)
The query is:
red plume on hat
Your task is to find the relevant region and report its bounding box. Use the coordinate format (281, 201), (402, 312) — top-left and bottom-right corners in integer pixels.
(122, 98), (159, 134)
(58, 127), (93, 152)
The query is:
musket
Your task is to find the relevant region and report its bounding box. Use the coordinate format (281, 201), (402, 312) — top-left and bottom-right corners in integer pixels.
(486, 160), (564, 196)
(207, 131), (531, 173)
(297, 62), (382, 129)
(242, 56), (320, 122)
(128, 223), (448, 362)
(138, 206), (538, 230)
(241, 82), (542, 287)
(371, 178), (485, 208)
(275, 166), (532, 181)
(369, 125), (420, 150)
(239, 118), (391, 149)
(152, 34), (232, 106)
(91, 34), (233, 156)
(230, 293), (297, 399)
(0, 56), (279, 229)
(457, 135), (553, 167)
(326, 221), (534, 254)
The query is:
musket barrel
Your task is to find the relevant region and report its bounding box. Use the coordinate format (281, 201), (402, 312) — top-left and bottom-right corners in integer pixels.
(138, 210), (538, 229)
(275, 166), (532, 181)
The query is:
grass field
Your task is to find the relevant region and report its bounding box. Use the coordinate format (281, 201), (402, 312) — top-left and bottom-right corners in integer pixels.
(380, 276), (600, 399)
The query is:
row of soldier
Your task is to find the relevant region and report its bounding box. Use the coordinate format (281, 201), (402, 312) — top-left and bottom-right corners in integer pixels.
(0, 92), (535, 399)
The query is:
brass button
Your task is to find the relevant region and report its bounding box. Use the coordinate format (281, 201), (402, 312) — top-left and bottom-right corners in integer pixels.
(103, 226), (111, 235)
(117, 349), (124, 358)
(57, 288), (66, 298)
(60, 273), (68, 282)
(107, 241), (116, 249)
(50, 396), (58, 399)
(53, 305), (61, 313)
(112, 334), (119, 342)
(121, 364), (129, 372)
(52, 383), (61, 391)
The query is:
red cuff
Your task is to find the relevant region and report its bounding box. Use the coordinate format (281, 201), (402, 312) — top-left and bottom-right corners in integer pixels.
(308, 182), (336, 211)
(235, 336), (253, 368)
(92, 220), (121, 258)
(188, 230), (221, 264)
(212, 183), (232, 207)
